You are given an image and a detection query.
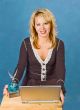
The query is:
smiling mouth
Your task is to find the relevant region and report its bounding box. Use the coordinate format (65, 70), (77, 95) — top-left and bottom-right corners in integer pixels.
(40, 31), (46, 34)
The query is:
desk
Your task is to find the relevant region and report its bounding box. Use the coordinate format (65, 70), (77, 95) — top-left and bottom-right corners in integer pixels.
(0, 96), (62, 110)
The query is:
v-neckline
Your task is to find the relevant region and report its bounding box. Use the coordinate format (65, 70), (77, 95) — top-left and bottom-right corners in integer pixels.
(30, 38), (53, 64)
(34, 48), (53, 62)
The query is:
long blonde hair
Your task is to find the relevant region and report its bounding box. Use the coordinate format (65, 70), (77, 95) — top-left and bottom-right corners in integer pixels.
(29, 8), (57, 49)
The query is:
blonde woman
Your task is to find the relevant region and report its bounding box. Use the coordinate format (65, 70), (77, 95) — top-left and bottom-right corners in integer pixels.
(3, 8), (66, 105)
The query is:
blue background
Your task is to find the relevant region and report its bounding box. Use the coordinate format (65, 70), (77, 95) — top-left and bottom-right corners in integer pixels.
(0, 0), (80, 109)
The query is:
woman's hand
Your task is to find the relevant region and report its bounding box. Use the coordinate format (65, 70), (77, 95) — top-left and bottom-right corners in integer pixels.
(3, 85), (9, 97)
(60, 90), (64, 105)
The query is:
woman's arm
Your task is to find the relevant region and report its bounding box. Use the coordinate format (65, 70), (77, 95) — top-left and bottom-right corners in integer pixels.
(55, 39), (66, 104)
(56, 40), (66, 93)
(13, 40), (27, 83)
(3, 39), (28, 96)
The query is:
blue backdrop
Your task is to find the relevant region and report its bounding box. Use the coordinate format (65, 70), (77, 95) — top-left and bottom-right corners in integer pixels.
(0, 0), (80, 109)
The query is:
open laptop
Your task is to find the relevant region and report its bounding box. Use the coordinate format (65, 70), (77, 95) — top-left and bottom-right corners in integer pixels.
(19, 85), (61, 103)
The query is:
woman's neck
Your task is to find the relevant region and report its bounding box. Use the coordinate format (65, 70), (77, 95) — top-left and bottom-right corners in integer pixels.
(38, 37), (51, 49)
(38, 37), (50, 44)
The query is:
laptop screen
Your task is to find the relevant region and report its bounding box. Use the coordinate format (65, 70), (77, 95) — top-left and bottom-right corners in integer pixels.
(19, 85), (61, 103)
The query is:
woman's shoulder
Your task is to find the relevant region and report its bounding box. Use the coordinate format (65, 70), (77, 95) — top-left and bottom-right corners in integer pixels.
(56, 38), (64, 47)
(56, 38), (64, 51)
(22, 37), (31, 45)
(56, 37), (64, 44)
(23, 37), (30, 42)
(21, 37), (30, 50)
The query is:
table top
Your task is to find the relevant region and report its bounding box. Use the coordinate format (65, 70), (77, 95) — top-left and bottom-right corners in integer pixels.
(0, 95), (62, 110)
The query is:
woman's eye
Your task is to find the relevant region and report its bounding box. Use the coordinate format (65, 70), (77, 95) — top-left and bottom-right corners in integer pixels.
(44, 22), (48, 25)
(36, 24), (40, 26)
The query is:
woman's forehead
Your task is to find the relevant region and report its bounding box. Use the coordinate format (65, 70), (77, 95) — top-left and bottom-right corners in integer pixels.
(35, 14), (51, 22)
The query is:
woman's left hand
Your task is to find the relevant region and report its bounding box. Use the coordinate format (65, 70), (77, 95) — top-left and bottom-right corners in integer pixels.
(60, 90), (64, 105)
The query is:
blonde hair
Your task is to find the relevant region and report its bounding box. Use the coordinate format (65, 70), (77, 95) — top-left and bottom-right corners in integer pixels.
(29, 8), (57, 49)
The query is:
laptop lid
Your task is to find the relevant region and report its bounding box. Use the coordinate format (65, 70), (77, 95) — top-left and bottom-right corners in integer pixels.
(19, 85), (61, 103)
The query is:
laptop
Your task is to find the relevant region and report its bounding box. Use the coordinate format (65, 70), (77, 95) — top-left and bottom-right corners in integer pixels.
(19, 85), (61, 103)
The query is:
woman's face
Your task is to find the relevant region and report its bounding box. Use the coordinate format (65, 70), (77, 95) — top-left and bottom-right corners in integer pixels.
(34, 16), (51, 38)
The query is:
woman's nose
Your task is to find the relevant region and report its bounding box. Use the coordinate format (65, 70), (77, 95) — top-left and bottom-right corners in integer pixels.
(40, 24), (45, 29)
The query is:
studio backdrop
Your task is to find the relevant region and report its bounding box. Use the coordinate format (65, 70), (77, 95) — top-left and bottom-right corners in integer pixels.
(0, 0), (80, 110)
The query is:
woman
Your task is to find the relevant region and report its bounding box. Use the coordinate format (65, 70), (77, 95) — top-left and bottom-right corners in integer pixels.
(3, 8), (66, 105)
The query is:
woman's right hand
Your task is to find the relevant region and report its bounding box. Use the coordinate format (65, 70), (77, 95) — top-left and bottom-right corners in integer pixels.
(3, 85), (9, 96)
(60, 90), (64, 105)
